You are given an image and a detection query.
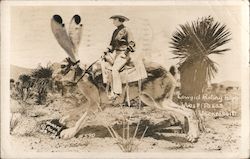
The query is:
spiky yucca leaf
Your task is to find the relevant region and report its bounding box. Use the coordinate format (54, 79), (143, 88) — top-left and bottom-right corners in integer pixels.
(31, 66), (53, 79)
(170, 16), (231, 59)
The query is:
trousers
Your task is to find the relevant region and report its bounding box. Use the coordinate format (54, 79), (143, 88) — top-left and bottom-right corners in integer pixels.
(111, 50), (128, 94)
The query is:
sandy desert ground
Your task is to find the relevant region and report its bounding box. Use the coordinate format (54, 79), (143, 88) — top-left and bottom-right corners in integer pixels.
(9, 95), (240, 153)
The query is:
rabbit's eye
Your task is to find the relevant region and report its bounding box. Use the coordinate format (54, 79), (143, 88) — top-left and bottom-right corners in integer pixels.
(61, 65), (66, 68)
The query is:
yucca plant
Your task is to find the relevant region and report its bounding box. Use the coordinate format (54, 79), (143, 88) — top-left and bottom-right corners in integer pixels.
(18, 74), (32, 100)
(31, 66), (53, 79)
(31, 66), (53, 105)
(170, 16), (231, 96)
(170, 16), (231, 131)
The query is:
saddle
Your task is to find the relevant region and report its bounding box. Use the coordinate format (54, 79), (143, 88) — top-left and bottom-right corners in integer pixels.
(100, 53), (148, 84)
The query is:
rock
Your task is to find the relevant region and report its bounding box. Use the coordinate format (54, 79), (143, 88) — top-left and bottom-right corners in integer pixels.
(11, 116), (38, 136)
(27, 109), (48, 117)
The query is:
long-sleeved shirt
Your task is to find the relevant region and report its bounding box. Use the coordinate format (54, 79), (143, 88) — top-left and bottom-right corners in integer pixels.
(109, 24), (135, 52)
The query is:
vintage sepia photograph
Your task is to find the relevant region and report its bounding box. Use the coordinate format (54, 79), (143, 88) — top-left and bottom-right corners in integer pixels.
(1, 1), (249, 158)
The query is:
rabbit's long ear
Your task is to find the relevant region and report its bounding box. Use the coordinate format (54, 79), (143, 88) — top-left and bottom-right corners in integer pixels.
(51, 15), (76, 62)
(68, 15), (83, 58)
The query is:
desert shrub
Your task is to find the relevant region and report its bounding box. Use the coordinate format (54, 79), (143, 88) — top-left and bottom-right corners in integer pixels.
(10, 78), (16, 93)
(31, 66), (53, 79)
(17, 74), (33, 100)
(19, 74), (31, 83)
(226, 86), (233, 92)
(31, 66), (54, 105)
(10, 78), (15, 83)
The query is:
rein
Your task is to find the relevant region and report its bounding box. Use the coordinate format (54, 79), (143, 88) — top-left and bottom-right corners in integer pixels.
(74, 57), (102, 84)
(61, 58), (80, 76)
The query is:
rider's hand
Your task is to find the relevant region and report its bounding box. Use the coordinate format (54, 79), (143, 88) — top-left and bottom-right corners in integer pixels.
(127, 45), (135, 52)
(63, 80), (77, 86)
(127, 41), (136, 52)
(104, 47), (112, 55)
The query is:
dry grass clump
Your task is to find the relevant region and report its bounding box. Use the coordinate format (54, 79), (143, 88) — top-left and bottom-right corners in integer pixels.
(106, 119), (148, 152)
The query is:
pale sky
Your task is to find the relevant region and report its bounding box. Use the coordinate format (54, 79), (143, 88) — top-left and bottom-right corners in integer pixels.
(10, 5), (242, 83)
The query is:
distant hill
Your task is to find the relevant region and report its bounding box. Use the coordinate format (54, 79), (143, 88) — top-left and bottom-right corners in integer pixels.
(10, 65), (33, 80)
(10, 63), (62, 80)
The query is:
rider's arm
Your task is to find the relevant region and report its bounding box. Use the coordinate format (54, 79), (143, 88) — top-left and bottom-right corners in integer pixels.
(125, 28), (136, 52)
(114, 28), (136, 52)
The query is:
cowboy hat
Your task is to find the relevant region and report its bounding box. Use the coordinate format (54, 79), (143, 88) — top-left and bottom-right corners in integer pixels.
(109, 15), (129, 21)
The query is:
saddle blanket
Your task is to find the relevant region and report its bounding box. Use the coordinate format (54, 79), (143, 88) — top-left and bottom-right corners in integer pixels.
(101, 53), (148, 84)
